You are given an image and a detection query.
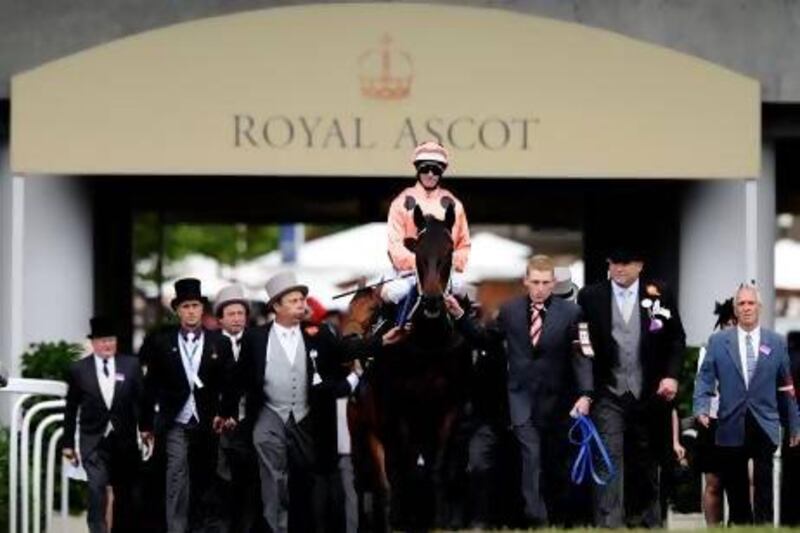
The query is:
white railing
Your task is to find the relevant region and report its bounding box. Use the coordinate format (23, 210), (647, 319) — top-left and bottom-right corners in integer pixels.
(3, 378), (68, 533)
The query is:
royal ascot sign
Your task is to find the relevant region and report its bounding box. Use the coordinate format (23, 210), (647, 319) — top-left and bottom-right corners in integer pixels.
(232, 114), (539, 151)
(11, 4), (758, 178)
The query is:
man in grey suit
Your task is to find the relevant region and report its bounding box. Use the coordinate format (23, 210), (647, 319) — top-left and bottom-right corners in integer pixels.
(231, 272), (401, 533)
(695, 283), (800, 524)
(446, 254), (593, 526)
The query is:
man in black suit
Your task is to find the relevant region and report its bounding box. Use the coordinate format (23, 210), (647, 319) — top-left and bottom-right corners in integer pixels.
(63, 317), (145, 533)
(445, 255), (593, 527)
(212, 284), (260, 533)
(578, 247), (686, 528)
(139, 277), (233, 533)
(230, 271), (399, 533)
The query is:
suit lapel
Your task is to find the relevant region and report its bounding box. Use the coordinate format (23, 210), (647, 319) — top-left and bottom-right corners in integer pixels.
(724, 329), (746, 383)
(537, 298), (559, 349)
(84, 356), (107, 411)
(198, 329), (215, 376)
(109, 357), (121, 411)
(601, 281), (613, 344)
(256, 325), (271, 383)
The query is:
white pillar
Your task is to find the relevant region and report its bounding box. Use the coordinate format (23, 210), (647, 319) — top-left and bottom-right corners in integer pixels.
(679, 140), (776, 343)
(21, 176), (94, 350)
(758, 141), (777, 328)
(680, 180), (748, 345)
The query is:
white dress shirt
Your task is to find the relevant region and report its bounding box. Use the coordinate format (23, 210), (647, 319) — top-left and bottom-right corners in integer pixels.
(93, 354), (116, 435)
(272, 322), (301, 365)
(737, 325), (761, 388)
(612, 279), (639, 323)
(223, 330), (244, 361)
(93, 354), (116, 409)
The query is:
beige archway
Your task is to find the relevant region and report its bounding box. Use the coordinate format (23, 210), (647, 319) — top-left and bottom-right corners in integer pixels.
(11, 3), (758, 178)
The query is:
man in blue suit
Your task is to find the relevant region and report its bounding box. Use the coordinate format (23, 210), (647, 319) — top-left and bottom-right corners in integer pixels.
(695, 283), (800, 524)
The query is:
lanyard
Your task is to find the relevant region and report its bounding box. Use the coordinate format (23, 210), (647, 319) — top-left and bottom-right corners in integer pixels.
(178, 334), (201, 382)
(568, 415), (616, 486)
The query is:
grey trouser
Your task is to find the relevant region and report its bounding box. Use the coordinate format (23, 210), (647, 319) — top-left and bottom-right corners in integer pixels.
(165, 422), (218, 533)
(83, 433), (138, 533)
(253, 408), (314, 533)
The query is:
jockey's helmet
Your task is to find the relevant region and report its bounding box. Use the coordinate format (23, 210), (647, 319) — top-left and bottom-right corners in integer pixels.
(412, 141), (449, 171)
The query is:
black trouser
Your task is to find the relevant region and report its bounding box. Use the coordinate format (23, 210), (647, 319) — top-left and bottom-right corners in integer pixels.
(718, 411), (777, 525)
(82, 431), (140, 533)
(219, 425), (262, 533)
(592, 392), (664, 528)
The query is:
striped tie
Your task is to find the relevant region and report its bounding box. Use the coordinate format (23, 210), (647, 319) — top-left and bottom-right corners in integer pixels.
(745, 334), (757, 382)
(530, 302), (544, 347)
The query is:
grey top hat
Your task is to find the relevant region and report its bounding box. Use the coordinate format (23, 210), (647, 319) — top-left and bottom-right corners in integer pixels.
(214, 284), (251, 317)
(265, 271), (309, 308)
(553, 266), (579, 301)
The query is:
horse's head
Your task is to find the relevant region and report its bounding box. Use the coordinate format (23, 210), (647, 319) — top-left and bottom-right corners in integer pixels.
(409, 203), (455, 320)
(343, 287), (382, 337)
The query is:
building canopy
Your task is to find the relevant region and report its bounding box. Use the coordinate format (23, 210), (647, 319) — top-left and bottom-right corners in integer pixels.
(11, 3), (759, 179)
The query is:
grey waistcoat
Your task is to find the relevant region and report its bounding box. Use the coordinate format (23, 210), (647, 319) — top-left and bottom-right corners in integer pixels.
(610, 297), (643, 398)
(264, 327), (309, 423)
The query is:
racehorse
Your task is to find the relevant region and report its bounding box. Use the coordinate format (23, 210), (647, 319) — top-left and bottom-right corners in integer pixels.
(345, 204), (472, 531)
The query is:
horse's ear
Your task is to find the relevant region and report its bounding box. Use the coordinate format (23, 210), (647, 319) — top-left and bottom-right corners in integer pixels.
(413, 205), (426, 231)
(444, 203), (456, 230)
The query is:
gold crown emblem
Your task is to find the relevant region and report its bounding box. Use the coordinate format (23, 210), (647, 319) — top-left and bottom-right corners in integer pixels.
(358, 34), (413, 101)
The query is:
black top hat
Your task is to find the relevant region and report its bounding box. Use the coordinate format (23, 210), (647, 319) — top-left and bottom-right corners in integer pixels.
(607, 245), (645, 264)
(87, 316), (117, 339)
(171, 278), (207, 309)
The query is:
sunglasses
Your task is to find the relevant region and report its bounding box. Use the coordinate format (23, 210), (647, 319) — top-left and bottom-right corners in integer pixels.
(417, 164), (444, 177)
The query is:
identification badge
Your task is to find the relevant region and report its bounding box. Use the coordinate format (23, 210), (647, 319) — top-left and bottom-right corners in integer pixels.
(115, 373), (125, 382)
(760, 345), (772, 356)
(578, 322), (595, 358)
(312, 372), (323, 386)
(193, 375), (204, 389)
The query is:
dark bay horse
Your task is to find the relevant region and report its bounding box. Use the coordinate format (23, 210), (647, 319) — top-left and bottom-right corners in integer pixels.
(346, 204), (472, 531)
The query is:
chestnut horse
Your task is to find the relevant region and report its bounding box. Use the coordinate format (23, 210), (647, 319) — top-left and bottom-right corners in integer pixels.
(346, 204), (471, 531)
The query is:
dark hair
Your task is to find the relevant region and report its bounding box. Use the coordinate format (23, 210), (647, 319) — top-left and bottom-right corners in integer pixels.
(713, 298), (736, 330)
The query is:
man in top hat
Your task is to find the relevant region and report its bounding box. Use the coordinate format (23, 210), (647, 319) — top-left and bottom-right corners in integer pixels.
(577, 247), (686, 528)
(212, 284), (260, 533)
(63, 317), (144, 533)
(382, 141), (472, 322)
(231, 271), (400, 533)
(139, 277), (233, 533)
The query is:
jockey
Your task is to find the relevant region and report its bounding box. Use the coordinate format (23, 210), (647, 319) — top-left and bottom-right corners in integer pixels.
(382, 141), (471, 317)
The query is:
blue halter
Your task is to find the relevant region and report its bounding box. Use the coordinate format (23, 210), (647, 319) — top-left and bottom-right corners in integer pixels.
(568, 414), (616, 485)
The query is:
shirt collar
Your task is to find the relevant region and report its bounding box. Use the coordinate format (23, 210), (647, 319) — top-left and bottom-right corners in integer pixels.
(180, 326), (202, 341)
(738, 325), (760, 339)
(222, 330), (243, 342)
(93, 354), (114, 367)
(273, 322), (300, 337)
(611, 279), (639, 298)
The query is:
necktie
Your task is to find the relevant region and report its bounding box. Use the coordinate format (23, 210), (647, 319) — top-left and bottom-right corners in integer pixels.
(530, 303), (544, 347)
(621, 290), (634, 322)
(745, 333), (757, 381)
(102, 359), (109, 378)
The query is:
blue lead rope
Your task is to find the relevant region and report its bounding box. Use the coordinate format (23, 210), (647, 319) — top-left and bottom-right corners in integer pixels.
(568, 414), (616, 486)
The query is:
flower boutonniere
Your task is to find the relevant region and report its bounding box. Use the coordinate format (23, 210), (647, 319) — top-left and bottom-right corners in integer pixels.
(641, 284), (671, 332)
(304, 325), (319, 337)
(310, 348), (323, 386)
